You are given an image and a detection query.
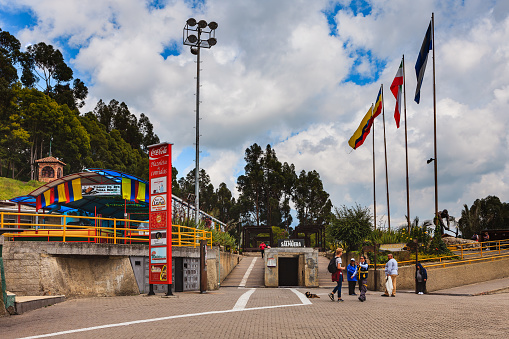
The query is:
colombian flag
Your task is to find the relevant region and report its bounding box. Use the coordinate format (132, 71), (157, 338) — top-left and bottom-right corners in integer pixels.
(36, 178), (82, 209)
(373, 86), (383, 119)
(348, 106), (374, 150)
(122, 178), (148, 202)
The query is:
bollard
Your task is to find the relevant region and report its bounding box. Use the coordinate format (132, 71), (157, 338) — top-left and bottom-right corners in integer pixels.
(200, 240), (207, 293)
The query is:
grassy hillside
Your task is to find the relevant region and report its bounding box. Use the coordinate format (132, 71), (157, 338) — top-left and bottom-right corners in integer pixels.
(0, 177), (45, 200)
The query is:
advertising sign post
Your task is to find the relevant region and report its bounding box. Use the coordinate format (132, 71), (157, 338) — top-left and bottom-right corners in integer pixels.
(148, 142), (173, 295)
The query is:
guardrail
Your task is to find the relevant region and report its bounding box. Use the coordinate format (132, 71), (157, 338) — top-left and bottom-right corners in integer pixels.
(423, 253), (509, 269)
(446, 239), (509, 259)
(369, 238), (509, 269)
(0, 212), (212, 247)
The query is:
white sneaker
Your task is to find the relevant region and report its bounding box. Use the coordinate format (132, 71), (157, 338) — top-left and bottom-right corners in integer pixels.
(418, 292), (423, 295)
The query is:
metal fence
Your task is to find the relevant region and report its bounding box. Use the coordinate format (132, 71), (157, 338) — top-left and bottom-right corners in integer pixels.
(0, 212), (211, 247)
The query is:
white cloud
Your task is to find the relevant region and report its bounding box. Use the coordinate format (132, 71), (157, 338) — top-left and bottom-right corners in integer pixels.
(3, 0), (509, 229)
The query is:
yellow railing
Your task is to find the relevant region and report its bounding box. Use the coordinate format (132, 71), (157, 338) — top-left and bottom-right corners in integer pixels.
(446, 238), (509, 259)
(369, 238), (509, 268)
(0, 212), (212, 247)
(423, 253), (509, 269)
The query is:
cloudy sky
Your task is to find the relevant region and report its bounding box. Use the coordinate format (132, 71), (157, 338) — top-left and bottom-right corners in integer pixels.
(2, 0), (509, 230)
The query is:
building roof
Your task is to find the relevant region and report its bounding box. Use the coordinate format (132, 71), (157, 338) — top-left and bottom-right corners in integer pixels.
(35, 156), (66, 165)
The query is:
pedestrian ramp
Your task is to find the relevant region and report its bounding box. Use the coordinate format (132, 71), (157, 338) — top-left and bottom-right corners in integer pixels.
(221, 255), (265, 288)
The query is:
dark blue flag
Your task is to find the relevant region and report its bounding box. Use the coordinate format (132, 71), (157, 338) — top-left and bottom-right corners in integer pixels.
(414, 21), (432, 104)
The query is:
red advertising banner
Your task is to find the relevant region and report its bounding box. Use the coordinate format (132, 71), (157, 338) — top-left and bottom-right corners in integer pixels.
(148, 142), (172, 285)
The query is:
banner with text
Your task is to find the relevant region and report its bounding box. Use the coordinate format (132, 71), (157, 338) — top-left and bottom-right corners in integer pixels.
(148, 142), (172, 284)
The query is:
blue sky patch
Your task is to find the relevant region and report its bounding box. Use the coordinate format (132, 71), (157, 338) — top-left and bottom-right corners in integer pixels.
(161, 40), (180, 59)
(185, 0), (206, 11)
(0, 8), (38, 32)
(147, 0), (167, 11)
(343, 48), (386, 85)
(322, 0), (372, 36)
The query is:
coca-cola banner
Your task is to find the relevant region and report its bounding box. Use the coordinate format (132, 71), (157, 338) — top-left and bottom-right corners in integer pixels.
(148, 142), (172, 285)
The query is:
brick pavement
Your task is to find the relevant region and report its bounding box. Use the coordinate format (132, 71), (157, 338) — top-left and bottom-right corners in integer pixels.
(1, 283), (508, 339)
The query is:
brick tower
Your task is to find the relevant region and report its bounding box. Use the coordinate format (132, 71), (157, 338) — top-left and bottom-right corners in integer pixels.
(35, 157), (66, 183)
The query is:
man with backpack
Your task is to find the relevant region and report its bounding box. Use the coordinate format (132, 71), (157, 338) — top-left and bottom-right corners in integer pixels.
(328, 248), (345, 302)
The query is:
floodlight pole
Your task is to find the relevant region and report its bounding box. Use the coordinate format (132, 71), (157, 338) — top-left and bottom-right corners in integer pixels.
(183, 19), (218, 227)
(194, 30), (201, 225)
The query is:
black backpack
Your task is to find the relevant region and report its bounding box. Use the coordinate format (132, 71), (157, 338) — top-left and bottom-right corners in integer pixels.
(327, 257), (338, 274)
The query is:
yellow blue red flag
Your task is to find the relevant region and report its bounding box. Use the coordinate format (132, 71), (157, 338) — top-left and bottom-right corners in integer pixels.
(348, 106), (374, 150)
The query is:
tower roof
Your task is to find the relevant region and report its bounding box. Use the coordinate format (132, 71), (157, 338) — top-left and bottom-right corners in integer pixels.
(35, 156), (66, 166)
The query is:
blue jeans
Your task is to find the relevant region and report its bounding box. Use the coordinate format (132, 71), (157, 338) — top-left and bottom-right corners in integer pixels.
(332, 280), (342, 298)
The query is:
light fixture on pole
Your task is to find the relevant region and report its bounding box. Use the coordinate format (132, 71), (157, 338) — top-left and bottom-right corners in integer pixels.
(183, 18), (218, 225)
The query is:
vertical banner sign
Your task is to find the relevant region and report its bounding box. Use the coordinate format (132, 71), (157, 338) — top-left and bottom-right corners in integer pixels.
(148, 142), (172, 285)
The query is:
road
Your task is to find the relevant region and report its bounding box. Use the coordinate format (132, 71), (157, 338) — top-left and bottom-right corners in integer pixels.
(1, 280), (508, 339)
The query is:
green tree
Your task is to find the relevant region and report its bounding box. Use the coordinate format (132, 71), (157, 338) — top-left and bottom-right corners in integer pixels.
(293, 170), (332, 226)
(261, 144), (283, 227)
(328, 204), (372, 252)
(23, 42), (73, 94)
(458, 195), (507, 238)
(13, 86), (65, 179)
(280, 162), (296, 231)
(237, 143), (264, 226)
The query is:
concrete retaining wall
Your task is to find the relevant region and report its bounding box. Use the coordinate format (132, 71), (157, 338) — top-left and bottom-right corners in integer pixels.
(369, 257), (509, 292)
(2, 242), (241, 297)
(206, 248), (242, 290)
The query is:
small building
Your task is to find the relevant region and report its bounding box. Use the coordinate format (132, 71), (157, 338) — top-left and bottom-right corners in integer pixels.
(35, 157), (66, 183)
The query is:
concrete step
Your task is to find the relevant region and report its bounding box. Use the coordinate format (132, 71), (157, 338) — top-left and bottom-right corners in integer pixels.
(12, 294), (66, 315)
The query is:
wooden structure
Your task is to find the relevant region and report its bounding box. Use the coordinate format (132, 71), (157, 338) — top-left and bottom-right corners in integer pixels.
(292, 224), (326, 251)
(242, 226), (273, 252)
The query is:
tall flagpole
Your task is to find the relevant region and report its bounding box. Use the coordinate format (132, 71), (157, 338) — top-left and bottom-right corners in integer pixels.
(371, 103), (376, 230)
(403, 55), (411, 232)
(432, 13), (438, 221)
(381, 84), (391, 231)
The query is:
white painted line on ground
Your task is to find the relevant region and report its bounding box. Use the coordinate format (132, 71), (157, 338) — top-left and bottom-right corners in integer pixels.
(232, 288), (256, 310)
(19, 302), (311, 339)
(238, 257), (257, 288)
(289, 288), (313, 305)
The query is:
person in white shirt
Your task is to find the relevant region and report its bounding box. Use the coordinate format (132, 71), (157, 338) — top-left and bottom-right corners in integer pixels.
(382, 253), (398, 297)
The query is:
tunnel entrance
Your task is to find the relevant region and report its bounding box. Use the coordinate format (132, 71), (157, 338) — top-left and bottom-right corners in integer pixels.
(278, 257), (299, 286)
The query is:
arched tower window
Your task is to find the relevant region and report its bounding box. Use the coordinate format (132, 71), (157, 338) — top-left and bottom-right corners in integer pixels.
(57, 167), (62, 178)
(41, 166), (54, 178)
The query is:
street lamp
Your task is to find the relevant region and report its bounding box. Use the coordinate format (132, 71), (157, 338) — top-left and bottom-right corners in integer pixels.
(183, 18), (218, 225)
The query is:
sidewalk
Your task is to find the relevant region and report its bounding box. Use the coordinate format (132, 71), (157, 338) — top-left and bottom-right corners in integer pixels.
(429, 276), (509, 296)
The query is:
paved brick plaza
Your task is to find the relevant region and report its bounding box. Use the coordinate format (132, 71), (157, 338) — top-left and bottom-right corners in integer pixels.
(1, 284), (508, 339)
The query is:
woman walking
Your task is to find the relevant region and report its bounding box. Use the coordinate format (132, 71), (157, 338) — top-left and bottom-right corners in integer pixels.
(329, 248), (345, 302)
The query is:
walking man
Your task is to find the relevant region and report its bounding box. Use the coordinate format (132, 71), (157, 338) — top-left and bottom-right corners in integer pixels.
(382, 253), (398, 297)
(259, 242), (267, 258)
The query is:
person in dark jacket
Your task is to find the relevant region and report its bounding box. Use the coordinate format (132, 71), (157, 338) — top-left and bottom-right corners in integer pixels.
(356, 256), (369, 302)
(415, 262), (427, 295)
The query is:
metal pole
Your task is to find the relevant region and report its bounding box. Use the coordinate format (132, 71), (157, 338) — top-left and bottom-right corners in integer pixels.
(166, 283), (173, 296)
(403, 55), (411, 232)
(372, 104), (376, 230)
(381, 85), (391, 231)
(195, 29), (201, 226)
(432, 13), (438, 219)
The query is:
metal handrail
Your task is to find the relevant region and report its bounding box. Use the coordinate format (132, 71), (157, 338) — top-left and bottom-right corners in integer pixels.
(0, 212), (212, 247)
(369, 238), (509, 268)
